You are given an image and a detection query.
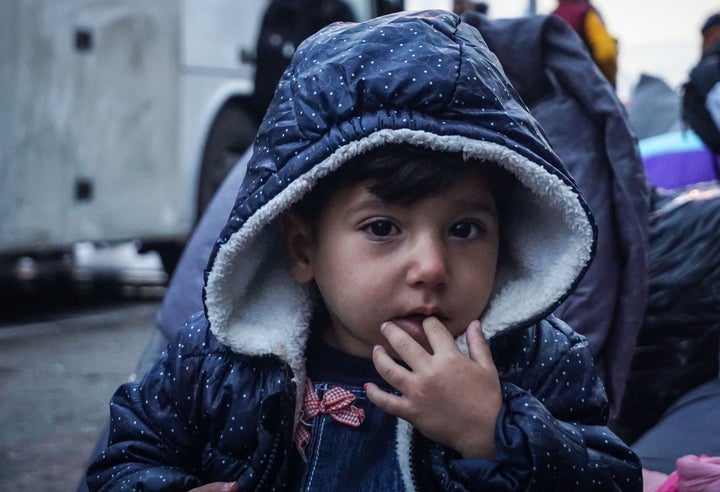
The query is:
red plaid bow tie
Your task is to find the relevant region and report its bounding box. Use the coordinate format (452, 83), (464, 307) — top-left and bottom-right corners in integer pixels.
(294, 378), (365, 454)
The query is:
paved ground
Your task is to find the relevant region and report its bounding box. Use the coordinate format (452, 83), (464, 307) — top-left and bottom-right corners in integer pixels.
(0, 301), (160, 492)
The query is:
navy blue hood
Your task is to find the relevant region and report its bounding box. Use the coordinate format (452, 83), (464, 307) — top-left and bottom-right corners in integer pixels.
(203, 10), (595, 376)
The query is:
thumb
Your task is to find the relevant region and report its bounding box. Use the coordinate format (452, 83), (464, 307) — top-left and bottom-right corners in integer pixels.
(466, 320), (492, 363)
(189, 482), (238, 492)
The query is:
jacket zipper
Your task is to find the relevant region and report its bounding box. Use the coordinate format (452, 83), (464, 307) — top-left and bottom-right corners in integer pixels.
(253, 422), (283, 492)
(254, 364), (295, 491)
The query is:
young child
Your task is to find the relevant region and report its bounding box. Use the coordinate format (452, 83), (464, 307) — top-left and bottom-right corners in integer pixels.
(87, 10), (642, 491)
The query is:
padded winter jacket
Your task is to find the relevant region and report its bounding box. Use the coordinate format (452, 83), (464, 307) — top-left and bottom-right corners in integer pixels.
(87, 313), (641, 490)
(87, 10), (641, 491)
(464, 14), (649, 417)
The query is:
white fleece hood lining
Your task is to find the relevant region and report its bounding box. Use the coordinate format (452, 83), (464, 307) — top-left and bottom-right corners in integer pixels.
(206, 128), (592, 364)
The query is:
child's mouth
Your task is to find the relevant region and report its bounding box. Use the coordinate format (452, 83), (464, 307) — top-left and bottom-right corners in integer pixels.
(390, 315), (426, 339)
(389, 312), (446, 339)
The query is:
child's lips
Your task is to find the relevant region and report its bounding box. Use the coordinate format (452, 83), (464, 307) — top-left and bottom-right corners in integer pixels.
(390, 315), (426, 338)
(389, 313), (446, 338)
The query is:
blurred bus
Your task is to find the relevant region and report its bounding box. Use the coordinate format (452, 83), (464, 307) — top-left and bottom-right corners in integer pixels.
(0, 0), (403, 273)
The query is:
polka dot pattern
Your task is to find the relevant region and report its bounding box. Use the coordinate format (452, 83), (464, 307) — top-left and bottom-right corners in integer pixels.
(87, 316), (641, 490)
(86, 11), (638, 491)
(212, 9), (565, 251)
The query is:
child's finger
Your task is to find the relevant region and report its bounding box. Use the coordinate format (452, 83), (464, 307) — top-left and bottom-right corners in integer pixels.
(422, 316), (460, 354)
(381, 321), (431, 368)
(371, 343), (412, 390)
(189, 482), (238, 492)
(466, 319), (493, 365)
(364, 382), (409, 420)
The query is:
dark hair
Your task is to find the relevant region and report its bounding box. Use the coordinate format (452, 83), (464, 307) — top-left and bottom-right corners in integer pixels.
(475, 2), (488, 14)
(702, 13), (720, 35)
(293, 143), (514, 223)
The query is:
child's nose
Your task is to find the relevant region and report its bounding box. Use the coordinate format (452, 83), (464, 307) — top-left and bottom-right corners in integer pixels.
(405, 234), (450, 287)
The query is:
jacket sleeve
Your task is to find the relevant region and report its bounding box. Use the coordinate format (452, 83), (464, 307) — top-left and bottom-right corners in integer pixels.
(86, 317), (216, 491)
(86, 315), (291, 491)
(424, 318), (642, 491)
(706, 82), (720, 130)
(683, 55), (720, 154)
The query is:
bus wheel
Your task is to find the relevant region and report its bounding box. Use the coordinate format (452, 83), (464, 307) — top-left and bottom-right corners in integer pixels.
(198, 104), (257, 216)
(152, 242), (184, 276)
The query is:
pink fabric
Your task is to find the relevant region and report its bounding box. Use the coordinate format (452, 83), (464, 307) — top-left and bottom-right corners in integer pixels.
(645, 455), (720, 492)
(643, 469), (670, 492)
(676, 455), (720, 491)
(656, 471), (679, 492)
(293, 378), (365, 453)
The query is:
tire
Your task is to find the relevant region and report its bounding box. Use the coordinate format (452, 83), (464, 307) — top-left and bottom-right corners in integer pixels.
(197, 104), (258, 216)
(151, 242), (184, 276)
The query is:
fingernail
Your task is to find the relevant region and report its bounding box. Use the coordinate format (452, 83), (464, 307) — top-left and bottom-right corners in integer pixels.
(363, 383), (368, 391)
(372, 344), (381, 352)
(380, 322), (388, 333)
(223, 483), (237, 491)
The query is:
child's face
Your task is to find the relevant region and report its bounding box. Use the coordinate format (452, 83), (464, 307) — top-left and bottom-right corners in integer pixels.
(283, 170), (500, 359)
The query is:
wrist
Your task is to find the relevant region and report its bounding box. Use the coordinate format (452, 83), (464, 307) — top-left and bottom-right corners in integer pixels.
(456, 439), (496, 460)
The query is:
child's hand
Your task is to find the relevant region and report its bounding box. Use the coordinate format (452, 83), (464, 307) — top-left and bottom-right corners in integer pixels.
(189, 482), (238, 492)
(365, 317), (502, 460)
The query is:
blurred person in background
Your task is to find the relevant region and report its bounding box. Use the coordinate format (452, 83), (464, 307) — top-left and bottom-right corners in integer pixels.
(682, 12), (720, 155)
(551, 0), (618, 87)
(252, 0), (356, 119)
(453, 0), (488, 16)
(453, 0), (488, 28)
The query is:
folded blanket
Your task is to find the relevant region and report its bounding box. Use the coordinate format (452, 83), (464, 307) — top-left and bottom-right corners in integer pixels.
(643, 468), (670, 491)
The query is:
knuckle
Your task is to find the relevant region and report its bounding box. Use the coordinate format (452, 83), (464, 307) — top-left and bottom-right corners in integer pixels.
(396, 339), (414, 354)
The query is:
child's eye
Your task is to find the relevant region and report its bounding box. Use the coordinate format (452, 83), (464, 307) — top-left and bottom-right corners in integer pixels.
(450, 221), (483, 238)
(363, 220), (399, 237)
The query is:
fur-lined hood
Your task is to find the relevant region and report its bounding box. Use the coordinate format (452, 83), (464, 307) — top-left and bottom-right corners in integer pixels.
(203, 10), (596, 380)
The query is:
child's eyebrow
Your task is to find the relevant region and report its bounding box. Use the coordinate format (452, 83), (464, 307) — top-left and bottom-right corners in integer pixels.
(345, 195), (388, 214)
(452, 198), (498, 215)
(346, 194), (498, 216)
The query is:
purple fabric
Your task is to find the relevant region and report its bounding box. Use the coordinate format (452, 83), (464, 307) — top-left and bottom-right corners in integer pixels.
(644, 149), (719, 190)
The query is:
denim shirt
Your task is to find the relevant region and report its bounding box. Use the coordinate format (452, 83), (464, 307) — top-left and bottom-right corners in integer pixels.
(288, 338), (405, 490)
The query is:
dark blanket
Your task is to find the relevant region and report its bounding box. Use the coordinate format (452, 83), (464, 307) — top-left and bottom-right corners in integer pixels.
(614, 183), (720, 443)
